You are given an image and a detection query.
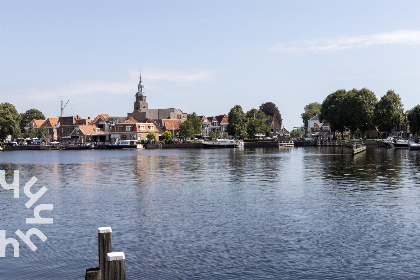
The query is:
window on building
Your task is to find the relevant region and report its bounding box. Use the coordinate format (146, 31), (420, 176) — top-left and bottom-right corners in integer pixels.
(126, 126), (131, 132)
(148, 125), (154, 130)
(139, 125), (145, 130)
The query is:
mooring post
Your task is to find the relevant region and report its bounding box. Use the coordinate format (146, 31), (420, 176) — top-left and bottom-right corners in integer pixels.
(107, 252), (126, 280)
(98, 227), (113, 280)
(85, 267), (101, 280)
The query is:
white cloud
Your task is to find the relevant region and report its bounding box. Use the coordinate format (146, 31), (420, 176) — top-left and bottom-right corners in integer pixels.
(7, 68), (218, 103)
(270, 30), (420, 53)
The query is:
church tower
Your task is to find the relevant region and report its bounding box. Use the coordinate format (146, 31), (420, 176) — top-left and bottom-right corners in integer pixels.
(134, 73), (148, 111)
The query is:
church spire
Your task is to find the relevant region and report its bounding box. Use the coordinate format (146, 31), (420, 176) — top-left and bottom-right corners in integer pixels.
(137, 70), (145, 97)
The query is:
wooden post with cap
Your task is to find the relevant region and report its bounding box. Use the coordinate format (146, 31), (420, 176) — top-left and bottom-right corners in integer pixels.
(107, 252), (126, 280)
(98, 227), (113, 280)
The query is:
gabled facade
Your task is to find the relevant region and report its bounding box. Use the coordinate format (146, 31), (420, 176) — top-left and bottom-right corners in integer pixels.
(200, 116), (211, 139)
(70, 125), (106, 143)
(41, 118), (59, 141)
(265, 118), (282, 138)
(110, 117), (162, 143)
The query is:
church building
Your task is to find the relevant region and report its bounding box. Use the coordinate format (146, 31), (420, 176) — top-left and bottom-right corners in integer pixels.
(127, 74), (187, 123)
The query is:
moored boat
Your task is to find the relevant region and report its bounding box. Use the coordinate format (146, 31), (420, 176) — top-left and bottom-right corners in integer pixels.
(408, 138), (420, 150)
(107, 140), (143, 149)
(388, 138), (409, 149)
(202, 139), (237, 148)
(61, 143), (95, 150)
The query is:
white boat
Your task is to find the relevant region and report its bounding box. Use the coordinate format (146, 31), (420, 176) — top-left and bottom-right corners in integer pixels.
(388, 138), (409, 149)
(202, 139), (238, 148)
(408, 139), (420, 150)
(107, 140), (143, 149)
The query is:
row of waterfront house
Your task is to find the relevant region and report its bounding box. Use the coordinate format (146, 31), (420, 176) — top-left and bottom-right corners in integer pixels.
(22, 75), (235, 144)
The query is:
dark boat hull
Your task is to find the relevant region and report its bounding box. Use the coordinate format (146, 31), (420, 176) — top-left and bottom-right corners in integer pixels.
(202, 143), (237, 148)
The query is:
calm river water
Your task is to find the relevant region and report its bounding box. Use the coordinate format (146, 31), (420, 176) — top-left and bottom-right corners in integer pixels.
(0, 146), (420, 279)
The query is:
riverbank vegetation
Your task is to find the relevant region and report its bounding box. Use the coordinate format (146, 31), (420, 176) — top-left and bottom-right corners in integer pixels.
(301, 88), (419, 137)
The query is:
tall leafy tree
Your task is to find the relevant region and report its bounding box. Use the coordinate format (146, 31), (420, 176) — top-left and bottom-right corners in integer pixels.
(260, 102), (282, 128)
(408, 105), (420, 136)
(227, 105), (247, 138)
(247, 118), (268, 139)
(27, 126), (37, 138)
(245, 108), (267, 120)
(0, 102), (22, 140)
(37, 126), (47, 139)
(301, 102), (321, 129)
(346, 88), (377, 134)
(179, 120), (195, 140)
(20, 108), (45, 132)
(373, 90), (404, 133)
(320, 89), (347, 133)
(187, 112), (202, 136)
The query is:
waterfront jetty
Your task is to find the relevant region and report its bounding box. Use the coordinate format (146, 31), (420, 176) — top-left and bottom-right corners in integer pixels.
(346, 142), (366, 155)
(85, 227), (126, 280)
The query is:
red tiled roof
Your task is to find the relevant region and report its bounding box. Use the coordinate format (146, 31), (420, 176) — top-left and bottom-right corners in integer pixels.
(29, 119), (46, 128)
(75, 125), (105, 135)
(215, 114), (228, 124)
(92, 114), (110, 124)
(161, 119), (181, 130)
(42, 118), (58, 128)
(123, 116), (138, 123)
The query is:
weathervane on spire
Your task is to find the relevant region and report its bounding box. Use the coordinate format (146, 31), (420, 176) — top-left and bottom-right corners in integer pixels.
(137, 69), (145, 96)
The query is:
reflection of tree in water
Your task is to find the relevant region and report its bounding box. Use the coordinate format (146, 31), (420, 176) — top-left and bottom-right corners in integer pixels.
(228, 148), (284, 185)
(315, 146), (404, 190)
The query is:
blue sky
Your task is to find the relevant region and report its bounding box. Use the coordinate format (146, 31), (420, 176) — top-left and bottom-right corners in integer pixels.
(1, 0), (419, 130)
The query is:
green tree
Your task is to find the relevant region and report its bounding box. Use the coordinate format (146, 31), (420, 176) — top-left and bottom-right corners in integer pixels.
(160, 131), (173, 143)
(408, 105), (420, 136)
(146, 131), (157, 143)
(320, 89), (347, 133)
(373, 90), (404, 133)
(301, 102), (321, 129)
(245, 108), (267, 120)
(0, 102), (22, 140)
(37, 126), (47, 139)
(179, 120), (195, 140)
(27, 126), (37, 138)
(247, 118), (268, 139)
(20, 108), (45, 132)
(290, 129), (302, 138)
(227, 105), (247, 138)
(346, 88), (377, 135)
(187, 112), (202, 137)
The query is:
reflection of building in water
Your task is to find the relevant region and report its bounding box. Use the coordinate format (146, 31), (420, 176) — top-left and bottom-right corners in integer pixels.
(134, 154), (182, 185)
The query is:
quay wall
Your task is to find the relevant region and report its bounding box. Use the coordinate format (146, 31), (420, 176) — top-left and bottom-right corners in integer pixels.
(244, 142), (278, 148)
(145, 143), (203, 149)
(4, 145), (41, 151)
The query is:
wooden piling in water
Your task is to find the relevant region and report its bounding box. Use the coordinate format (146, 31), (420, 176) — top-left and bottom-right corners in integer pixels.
(85, 227), (125, 280)
(85, 267), (101, 280)
(98, 227), (113, 280)
(107, 252), (126, 280)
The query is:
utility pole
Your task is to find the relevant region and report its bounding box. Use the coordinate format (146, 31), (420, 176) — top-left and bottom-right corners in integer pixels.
(60, 98), (69, 144)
